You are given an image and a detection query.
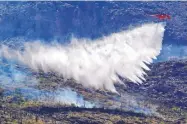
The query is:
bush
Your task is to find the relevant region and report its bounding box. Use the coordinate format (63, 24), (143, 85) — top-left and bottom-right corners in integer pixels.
(23, 119), (45, 124)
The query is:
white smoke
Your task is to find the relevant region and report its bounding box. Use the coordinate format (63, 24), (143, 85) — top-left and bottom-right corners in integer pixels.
(0, 23), (165, 93)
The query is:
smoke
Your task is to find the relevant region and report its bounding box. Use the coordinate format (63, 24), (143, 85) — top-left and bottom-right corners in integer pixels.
(119, 93), (160, 116)
(0, 23), (165, 93)
(0, 58), (38, 89)
(0, 57), (95, 108)
(3, 87), (95, 108)
(156, 44), (187, 62)
(98, 92), (161, 116)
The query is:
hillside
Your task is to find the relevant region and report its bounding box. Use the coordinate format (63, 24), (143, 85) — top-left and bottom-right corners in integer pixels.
(1, 60), (187, 123)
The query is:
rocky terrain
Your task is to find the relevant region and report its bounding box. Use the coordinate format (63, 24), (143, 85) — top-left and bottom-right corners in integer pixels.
(0, 104), (173, 124)
(126, 60), (187, 108)
(34, 59), (187, 122)
(1, 60), (187, 123)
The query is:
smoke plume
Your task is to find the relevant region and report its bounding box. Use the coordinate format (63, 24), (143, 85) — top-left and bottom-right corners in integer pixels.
(0, 23), (165, 93)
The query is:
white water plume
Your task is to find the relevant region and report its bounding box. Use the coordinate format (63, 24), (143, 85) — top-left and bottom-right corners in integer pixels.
(0, 23), (165, 93)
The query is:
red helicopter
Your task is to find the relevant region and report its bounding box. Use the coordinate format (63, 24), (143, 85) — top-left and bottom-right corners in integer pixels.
(148, 14), (171, 20)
